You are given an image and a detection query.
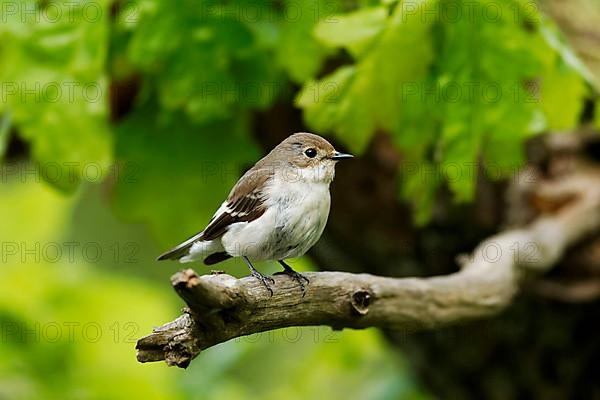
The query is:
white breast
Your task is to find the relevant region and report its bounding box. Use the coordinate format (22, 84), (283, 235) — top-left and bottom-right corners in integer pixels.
(221, 174), (331, 261)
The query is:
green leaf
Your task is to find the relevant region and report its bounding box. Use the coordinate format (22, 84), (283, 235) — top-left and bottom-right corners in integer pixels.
(399, 161), (441, 225)
(0, 1), (112, 191)
(314, 6), (388, 58)
(539, 19), (598, 89)
(298, 0), (437, 153)
(128, 0), (282, 122)
(276, 0), (333, 82)
(397, 0), (549, 211)
(296, 66), (356, 132)
(540, 61), (588, 130)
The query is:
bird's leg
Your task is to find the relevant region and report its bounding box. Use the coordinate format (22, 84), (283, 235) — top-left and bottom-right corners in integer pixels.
(275, 260), (310, 296)
(243, 256), (274, 296)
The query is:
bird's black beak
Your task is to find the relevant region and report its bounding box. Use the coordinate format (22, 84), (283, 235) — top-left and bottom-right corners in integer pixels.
(330, 151), (354, 160)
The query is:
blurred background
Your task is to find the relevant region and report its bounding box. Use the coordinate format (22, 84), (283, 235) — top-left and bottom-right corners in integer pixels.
(1, 0), (600, 399)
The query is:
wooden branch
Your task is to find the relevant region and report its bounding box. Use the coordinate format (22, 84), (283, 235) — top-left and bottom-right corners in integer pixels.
(136, 168), (600, 368)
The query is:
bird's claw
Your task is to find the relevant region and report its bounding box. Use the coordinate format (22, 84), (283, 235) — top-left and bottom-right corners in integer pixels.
(251, 270), (275, 296)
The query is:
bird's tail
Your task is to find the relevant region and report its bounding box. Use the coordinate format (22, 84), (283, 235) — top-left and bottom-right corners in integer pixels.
(156, 231), (205, 261)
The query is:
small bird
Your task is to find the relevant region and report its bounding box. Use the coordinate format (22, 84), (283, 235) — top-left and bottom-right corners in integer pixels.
(157, 132), (353, 295)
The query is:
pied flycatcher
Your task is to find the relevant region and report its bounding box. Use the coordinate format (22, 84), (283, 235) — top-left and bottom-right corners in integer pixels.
(157, 132), (353, 295)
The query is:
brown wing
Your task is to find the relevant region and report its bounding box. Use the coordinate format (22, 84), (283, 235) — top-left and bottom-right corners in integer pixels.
(156, 166), (273, 261)
(200, 167), (272, 241)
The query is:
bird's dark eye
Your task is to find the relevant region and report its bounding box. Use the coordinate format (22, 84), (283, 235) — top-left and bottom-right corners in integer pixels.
(304, 148), (317, 158)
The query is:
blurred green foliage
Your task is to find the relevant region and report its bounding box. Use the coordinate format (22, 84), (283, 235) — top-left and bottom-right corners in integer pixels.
(0, 0), (112, 191)
(0, 0), (594, 398)
(302, 0), (591, 221)
(0, 0), (593, 225)
(0, 175), (428, 400)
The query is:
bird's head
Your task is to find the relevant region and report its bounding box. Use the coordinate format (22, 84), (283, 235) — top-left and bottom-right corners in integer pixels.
(265, 132), (353, 184)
